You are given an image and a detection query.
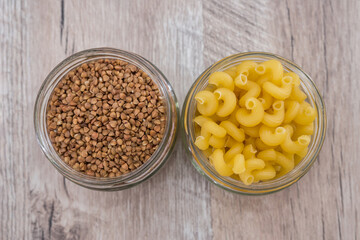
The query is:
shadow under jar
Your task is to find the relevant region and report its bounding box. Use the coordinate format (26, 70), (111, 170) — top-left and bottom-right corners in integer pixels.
(34, 48), (179, 191)
(182, 52), (326, 195)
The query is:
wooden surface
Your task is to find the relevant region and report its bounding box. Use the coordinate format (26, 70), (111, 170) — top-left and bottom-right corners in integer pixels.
(1, 0), (359, 239)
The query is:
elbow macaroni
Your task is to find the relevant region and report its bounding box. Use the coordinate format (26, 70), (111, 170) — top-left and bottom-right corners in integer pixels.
(209, 72), (235, 91)
(263, 75), (293, 100)
(236, 97), (264, 127)
(193, 59), (317, 185)
(195, 90), (218, 116)
(214, 88), (237, 117)
(262, 100), (285, 127)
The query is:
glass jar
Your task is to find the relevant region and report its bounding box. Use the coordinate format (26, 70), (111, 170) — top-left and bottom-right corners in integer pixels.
(34, 48), (179, 191)
(182, 52), (326, 195)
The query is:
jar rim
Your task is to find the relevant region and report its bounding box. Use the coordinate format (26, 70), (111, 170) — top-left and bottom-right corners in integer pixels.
(34, 47), (179, 190)
(182, 52), (327, 195)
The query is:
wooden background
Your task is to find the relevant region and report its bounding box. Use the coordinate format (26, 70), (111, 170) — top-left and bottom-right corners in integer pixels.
(1, 0), (359, 239)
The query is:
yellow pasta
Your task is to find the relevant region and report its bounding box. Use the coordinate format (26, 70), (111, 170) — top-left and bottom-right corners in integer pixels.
(280, 125), (311, 155)
(293, 122), (314, 139)
(209, 149), (233, 176)
(240, 124), (260, 138)
(254, 137), (273, 151)
(283, 100), (300, 124)
(214, 88), (237, 117)
(194, 115), (213, 127)
(259, 125), (287, 146)
(228, 105), (240, 126)
(195, 136), (209, 150)
(224, 142), (244, 162)
(208, 72), (235, 91)
(284, 72), (300, 87)
(253, 163), (276, 182)
(256, 59), (284, 85)
(236, 60), (257, 76)
(262, 100), (285, 127)
(234, 75), (261, 107)
(245, 136), (256, 146)
(193, 59), (317, 185)
(258, 91), (273, 110)
(239, 158), (266, 185)
(243, 144), (257, 159)
(257, 149), (294, 177)
(289, 86), (307, 102)
(293, 101), (317, 125)
(220, 120), (245, 142)
(194, 122), (212, 150)
(231, 154), (246, 174)
(208, 135), (226, 148)
(224, 136), (239, 148)
(224, 143), (244, 167)
(202, 121), (227, 138)
(263, 75), (293, 100)
(195, 90), (218, 116)
(223, 67), (237, 79)
(202, 147), (213, 158)
(235, 97), (264, 127)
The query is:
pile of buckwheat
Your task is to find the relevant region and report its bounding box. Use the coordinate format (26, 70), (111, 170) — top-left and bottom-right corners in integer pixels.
(46, 59), (166, 177)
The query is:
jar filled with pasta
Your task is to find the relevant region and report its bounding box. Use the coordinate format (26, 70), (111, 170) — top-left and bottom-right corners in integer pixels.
(182, 52), (326, 194)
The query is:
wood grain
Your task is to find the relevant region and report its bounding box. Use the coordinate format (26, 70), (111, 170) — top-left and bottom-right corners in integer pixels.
(0, 0), (359, 239)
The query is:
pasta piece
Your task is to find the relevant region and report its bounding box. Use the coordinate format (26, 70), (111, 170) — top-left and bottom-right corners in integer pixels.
(254, 137), (273, 151)
(214, 88), (237, 117)
(258, 91), (273, 110)
(208, 135), (226, 148)
(195, 90), (218, 116)
(231, 154), (246, 174)
(202, 147), (213, 158)
(256, 75), (269, 87)
(236, 97), (264, 127)
(202, 121), (227, 138)
(259, 125), (287, 146)
(223, 67), (237, 79)
(195, 136), (209, 150)
(263, 75), (293, 100)
(220, 120), (245, 142)
(280, 125), (311, 154)
(234, 75), (261, 107)
(243, 144), (257, 159)
(257, 149), (294, 177)
(209, 72), (235, 91)
(296, 147), (308, 158)
(294, 155), (303, 165)
(283, 100), (300, 124)
(245, 136), (256, 146)
(194, 115), (213, 127)
(224, 142), (244, 162)
(262, 100), (285, 127)
(239, 158), (266, 185)
(224, 136), (238, 148)
(256, 60), (283, 85)
(236, 60), (257, 76)
(228, 105), (240, 126)
(289, 86), (307, 102)
(293, 122), (314, 139)
(194, 124), (212, 150)
(293, 101), (317, 125)
(240, 124), (260, 138)
(253, 163), (276, 182)
(209, 149), (233, 176)
(284, 72), (300, 87)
